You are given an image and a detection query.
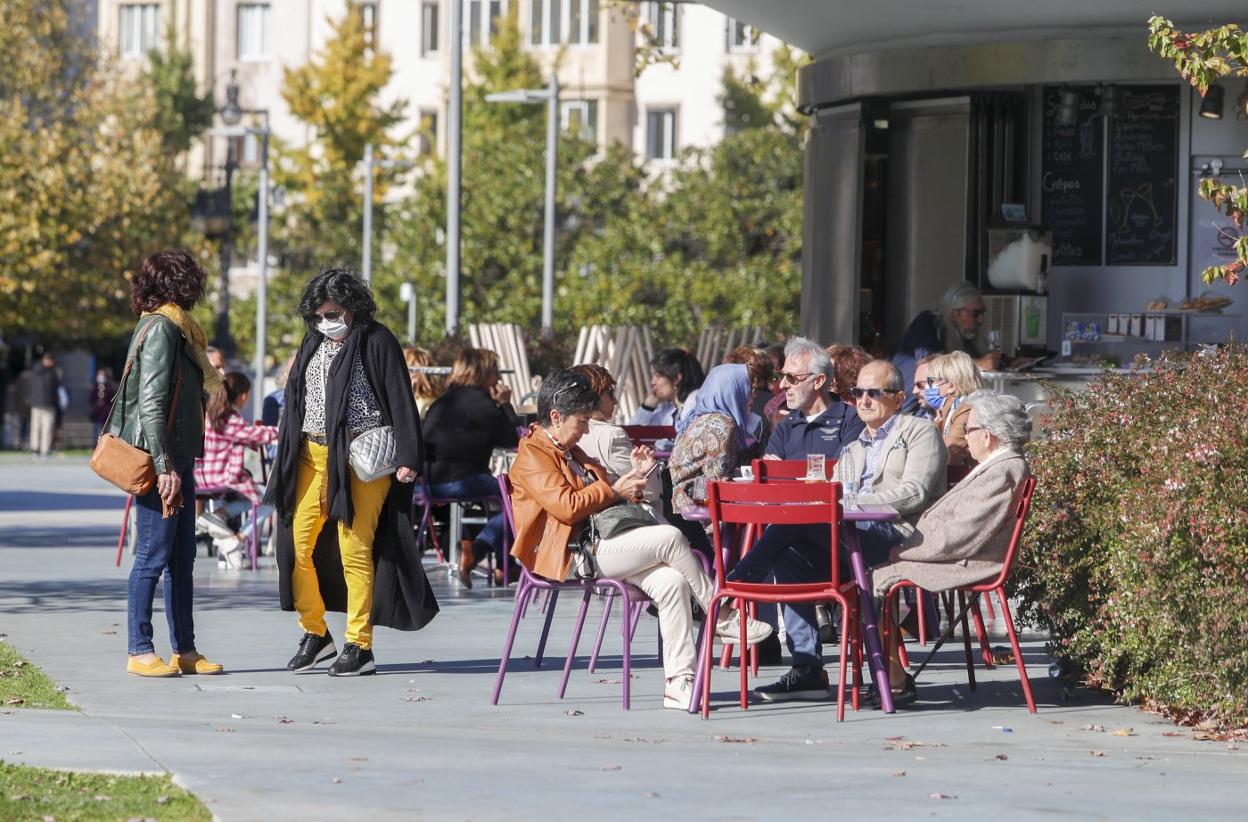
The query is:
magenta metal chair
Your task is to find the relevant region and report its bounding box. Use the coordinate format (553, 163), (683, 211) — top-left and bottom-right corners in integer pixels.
(491, 474), (655, 710)
(412, 469), (512, 586)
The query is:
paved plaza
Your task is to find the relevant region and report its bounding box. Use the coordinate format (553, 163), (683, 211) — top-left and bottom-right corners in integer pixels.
(1, 456), (1244, 820)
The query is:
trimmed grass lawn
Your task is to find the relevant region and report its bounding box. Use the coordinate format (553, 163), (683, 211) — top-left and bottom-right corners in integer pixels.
(0, 640), (73, 711)
(0, 761), (211, 821)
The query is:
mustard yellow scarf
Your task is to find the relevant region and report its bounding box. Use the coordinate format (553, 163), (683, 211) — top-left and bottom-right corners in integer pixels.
(143, 304), (224, 393)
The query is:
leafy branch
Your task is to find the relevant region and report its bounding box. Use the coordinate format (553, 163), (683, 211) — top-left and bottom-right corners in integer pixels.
(1148, 15), (1248, 284)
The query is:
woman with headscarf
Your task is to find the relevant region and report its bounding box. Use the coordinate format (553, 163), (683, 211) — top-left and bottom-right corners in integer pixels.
(667, 364), (761, 513)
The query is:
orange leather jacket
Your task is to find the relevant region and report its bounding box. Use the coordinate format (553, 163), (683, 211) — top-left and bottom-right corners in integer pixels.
(508, 425), (618, 581)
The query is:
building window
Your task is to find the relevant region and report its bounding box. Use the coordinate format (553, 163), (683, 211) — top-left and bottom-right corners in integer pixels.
(726, 17), (758, 51)
(645, 108), (676, 161)
(229, 134), (262, 169)
(419, 109), (439, 155)
(358, 1), (379, 50)
(643, 2), (677, 51)
(119, 3), (161, 58)
(465, 0), (507, 48)
(237, 3), (270, 60)
(560, 99), (598, 144)
(530, 0), (598, 47)
(421, 1), (440, 56)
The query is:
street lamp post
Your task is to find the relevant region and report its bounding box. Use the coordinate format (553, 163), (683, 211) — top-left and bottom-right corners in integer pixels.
(217, 71), (271, 421)
(360, 144), (415, 285)
(213, 76), (245, 358)
(446, 0), (463, 336)
(485, 73), (560, 337)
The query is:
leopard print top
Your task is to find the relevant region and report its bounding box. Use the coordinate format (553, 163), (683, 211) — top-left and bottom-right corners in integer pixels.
(301, 339), (384, 435)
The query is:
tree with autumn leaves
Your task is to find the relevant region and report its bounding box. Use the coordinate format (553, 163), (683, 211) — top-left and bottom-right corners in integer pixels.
(1150, 16), (1248, 285)
(0, 0), (209, 348)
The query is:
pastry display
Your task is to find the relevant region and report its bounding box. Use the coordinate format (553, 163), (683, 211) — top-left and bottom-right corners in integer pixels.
(1177, 291), (1233, 311)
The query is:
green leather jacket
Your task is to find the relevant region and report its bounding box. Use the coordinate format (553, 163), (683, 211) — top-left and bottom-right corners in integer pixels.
(106, 315), (205, 474)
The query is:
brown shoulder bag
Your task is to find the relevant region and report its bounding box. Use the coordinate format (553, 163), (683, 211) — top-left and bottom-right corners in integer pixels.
(90, 318), (183, 496)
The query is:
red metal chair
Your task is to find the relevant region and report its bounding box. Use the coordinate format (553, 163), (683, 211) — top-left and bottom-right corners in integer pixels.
(621, 425), (676, 450)
(696, 479), (860, 720)
(882, 475), (1038, 713)
(751, 457), (835, 483)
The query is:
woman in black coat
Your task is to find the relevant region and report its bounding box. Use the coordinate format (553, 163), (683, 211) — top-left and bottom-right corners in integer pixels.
(265, 269), (437, 676)
(422, 348), (520, 587)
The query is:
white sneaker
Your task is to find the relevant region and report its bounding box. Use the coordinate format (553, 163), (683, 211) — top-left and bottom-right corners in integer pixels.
(662, 675), (694, 710)
(715, 609), (774, 646)
(214, 536), (246, 570)
(197, 512), (235, 540)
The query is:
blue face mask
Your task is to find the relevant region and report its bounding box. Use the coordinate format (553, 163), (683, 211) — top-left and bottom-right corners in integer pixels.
(922, 386), (946, 410)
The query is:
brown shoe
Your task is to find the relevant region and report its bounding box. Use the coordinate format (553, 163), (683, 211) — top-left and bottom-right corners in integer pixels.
(457, 540), (475, 588)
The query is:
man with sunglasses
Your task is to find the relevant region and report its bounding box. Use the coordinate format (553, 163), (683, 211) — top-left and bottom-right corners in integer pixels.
(893, 282), (1001, 414)
(725, 338), (864, 693)
(742, 360), (946, 702)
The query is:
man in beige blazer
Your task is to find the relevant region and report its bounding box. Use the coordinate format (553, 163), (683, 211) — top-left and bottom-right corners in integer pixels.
(753, 360), (947, 702)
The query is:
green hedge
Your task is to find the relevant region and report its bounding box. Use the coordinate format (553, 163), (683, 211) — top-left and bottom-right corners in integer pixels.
(1014, 346), (1248, 729)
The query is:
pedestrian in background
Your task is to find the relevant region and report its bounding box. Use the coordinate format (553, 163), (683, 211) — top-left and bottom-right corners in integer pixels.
(26, 352), (60, 457)
(110, 248), (225, 678)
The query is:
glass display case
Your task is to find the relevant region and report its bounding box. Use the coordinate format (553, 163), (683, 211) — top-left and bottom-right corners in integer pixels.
(1060, 311), (1241, 365)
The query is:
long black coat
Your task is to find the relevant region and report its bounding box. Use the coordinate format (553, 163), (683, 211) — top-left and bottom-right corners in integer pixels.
(265, 321), (439, 632)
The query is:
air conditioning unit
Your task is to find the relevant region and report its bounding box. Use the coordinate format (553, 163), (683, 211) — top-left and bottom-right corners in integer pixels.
(984, 295), (1048, 355)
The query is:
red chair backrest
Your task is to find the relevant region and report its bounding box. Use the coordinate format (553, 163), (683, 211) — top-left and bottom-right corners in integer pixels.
(969, 474), (1037, 591)
(621, 425), (676, 449)
(706, 479), (843, 588)
(751, 458), (837, 483)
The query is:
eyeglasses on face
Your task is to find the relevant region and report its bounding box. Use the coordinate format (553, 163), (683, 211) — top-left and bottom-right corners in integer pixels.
(964, 425), (987, 434)
(959, 306), (988, 319)
(779, 372), (814, 385)
(312, 310), (345, 321)
(849, 387), (900, 400)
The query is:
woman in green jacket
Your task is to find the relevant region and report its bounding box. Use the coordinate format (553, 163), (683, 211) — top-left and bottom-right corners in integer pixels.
(109, 249), (224, 677)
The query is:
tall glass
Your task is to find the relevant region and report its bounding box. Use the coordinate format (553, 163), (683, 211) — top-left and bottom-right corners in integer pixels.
(805, 453), (826, 482)
(842, 478), (859, 511)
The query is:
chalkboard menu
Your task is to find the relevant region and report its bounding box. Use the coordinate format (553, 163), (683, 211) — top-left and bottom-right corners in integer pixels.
(1105, 86), (1180, 265)
(1041, 86), (1104, 265)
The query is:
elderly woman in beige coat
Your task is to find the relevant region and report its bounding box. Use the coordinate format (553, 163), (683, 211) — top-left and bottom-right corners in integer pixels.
(870, 390), (1033, 704)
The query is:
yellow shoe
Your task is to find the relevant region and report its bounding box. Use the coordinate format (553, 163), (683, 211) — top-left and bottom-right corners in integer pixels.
(127, 655), (180, 677)
(170, 652), (224, 675)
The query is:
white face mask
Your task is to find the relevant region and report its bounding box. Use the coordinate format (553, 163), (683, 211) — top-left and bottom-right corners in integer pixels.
(318, 316), (349, 340)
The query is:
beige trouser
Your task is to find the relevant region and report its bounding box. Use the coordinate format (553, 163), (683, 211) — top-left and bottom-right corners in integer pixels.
(593, 524), (715, 681)
(29, 407), (55, 456)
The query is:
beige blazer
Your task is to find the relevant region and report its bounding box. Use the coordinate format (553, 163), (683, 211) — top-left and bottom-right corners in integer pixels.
(833, 413), (947, 539)
(578, 419), (664, 518)
(871, 452), (1030, 595)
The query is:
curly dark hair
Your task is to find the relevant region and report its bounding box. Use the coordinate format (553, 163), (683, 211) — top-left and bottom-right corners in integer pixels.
(129, 249), (207, 314)
(297, 268), (377, 333)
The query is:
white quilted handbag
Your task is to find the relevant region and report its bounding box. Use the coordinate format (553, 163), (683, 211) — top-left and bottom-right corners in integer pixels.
(349, 425), (398, 482)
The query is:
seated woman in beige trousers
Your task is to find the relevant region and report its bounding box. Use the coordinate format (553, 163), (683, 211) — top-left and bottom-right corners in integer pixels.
(509, 369), (771, 711)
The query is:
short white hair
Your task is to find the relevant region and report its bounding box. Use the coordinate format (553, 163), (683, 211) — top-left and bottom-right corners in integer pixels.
(784, 337), (834, 381)
(966, 390), (1031, 448)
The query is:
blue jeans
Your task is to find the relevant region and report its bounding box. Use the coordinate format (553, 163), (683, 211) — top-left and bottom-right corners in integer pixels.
(127, 457), (198, 656)
(727, 521), (903, 669)
(430, 474), (504, 566)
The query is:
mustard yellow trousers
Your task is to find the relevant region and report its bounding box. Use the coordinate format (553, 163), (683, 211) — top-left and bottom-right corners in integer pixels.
(291, 441), (391, 649)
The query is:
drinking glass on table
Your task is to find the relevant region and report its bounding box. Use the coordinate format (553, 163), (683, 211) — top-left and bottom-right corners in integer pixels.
(805, 453), (826, 482)
(987, 330), (1002, 356)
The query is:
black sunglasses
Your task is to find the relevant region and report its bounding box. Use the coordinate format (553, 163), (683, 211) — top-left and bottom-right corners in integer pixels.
(312, 310), (345, 321)
(850, 387), (900, 400)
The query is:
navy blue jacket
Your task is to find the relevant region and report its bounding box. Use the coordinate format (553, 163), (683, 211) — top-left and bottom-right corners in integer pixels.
(764, 399), (865, 462)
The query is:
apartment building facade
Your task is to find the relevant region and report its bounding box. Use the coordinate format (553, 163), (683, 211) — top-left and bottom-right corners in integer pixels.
(97, 0), (787, 174)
